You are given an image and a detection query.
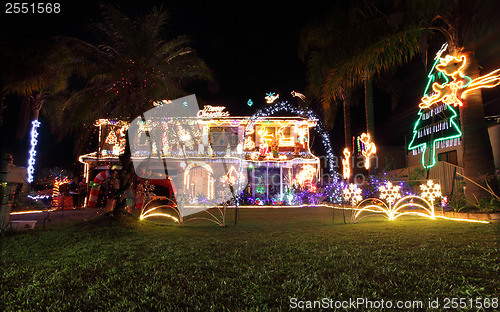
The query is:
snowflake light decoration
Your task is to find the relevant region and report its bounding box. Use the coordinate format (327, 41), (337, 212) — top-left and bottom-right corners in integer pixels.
(378, 181), (401, 206)
(343, 183), (362, 206)
(420, 180), (442, 203)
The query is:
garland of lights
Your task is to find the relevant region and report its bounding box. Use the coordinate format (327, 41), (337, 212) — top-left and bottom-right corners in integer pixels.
(27, 120), (41, 183)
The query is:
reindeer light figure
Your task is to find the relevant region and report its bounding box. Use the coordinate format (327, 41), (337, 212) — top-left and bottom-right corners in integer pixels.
(419, 54), (500, 109)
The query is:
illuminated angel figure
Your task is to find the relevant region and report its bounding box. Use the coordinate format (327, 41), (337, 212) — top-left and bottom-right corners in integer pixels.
(342, 148), (351, 180)
(419, 54), (500, 109)
(359, 133), (376, 170)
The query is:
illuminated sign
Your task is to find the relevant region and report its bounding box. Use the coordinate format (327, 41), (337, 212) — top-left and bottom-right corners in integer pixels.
(197, 105), (230, 118)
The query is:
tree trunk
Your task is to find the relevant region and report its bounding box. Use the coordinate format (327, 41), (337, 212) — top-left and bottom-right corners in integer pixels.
(343, 88), (352, 150)
(364, 76), (375, 139)
(460, 50), (498, 199)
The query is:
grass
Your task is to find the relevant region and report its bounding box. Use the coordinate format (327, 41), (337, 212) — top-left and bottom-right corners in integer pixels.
(1, 208), (499, 311)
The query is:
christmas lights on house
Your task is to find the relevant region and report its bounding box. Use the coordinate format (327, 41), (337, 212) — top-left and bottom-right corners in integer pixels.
(409, 43), (500, 169)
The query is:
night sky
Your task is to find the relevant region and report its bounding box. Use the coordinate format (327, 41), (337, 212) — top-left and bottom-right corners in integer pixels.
(1, 1), (500, 175)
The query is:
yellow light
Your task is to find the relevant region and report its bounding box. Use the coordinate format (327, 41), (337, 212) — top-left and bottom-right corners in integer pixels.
(342, 148), (351, 179)
(359, 133), (376, 170)
(244, 136), (255, 150)
(293, 165), (317, 188)
(221, 165), (243, 186)
(296, 125), (308, 148)
(352, 180), (492, 223)
(277, 121), (294, 147)
(461, 68), (500, 98)
(420, 180), (441, 203)
(265, 92), (279, 104)
(419, 54), (500, 108)
(184, 162), (214, 199)
(378, 181), (401, 205)
(197, 105), (230, 118)
(53, 177), (71, 197)
(291, 90), (306, 101)
(11, 209), (56, 215)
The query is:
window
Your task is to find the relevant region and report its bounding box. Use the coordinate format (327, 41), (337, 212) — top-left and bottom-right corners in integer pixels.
(438, 150), (458, 165)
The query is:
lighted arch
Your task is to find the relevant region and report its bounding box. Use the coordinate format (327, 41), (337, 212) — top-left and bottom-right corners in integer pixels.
(184, 162), (214, 199)
(246, 100), (342, 203)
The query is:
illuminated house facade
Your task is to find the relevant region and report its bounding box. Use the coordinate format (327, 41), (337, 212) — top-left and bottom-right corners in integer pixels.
(79, 106), (320, 205)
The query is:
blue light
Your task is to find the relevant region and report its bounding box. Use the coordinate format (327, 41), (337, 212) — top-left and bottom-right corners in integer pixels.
(247, 99), (253, 107)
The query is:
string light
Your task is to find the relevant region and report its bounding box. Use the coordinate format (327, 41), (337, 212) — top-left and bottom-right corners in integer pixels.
(420, 180), (442, 203)
(265, 92), (279, 104)
(197, 105), (230, 118)
(291, 90), (305, 101)
(27, 120), (41, 183)
(184, 162), (214, 200)
(244, 100), (342, 203)
(408, 45), (465, 169)
(343, 183), (362, 206)
(419, 54), (469, 108)
(342, 148), (351, 180)
(352, 180), (488, 223)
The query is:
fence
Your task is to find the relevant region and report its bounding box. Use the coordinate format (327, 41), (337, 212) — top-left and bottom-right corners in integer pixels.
(386, 161), (464, 196)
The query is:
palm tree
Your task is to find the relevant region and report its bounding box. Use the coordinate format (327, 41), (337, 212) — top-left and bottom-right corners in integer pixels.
(300, 1), (421, 148)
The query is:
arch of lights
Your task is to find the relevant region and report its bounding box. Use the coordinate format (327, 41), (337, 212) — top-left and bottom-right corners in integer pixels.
(241, 100), (342, 203)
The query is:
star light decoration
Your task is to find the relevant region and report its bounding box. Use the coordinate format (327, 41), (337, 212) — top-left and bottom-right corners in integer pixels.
(27, 120), (41, 183)
(247, 100), (342, 203)
(343, 183), (362, 206)
(420, 180), (442, 203)
(378, 181), (401, 206)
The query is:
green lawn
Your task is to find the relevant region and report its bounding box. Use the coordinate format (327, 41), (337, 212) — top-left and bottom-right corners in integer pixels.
(1, 208), (499, 311)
